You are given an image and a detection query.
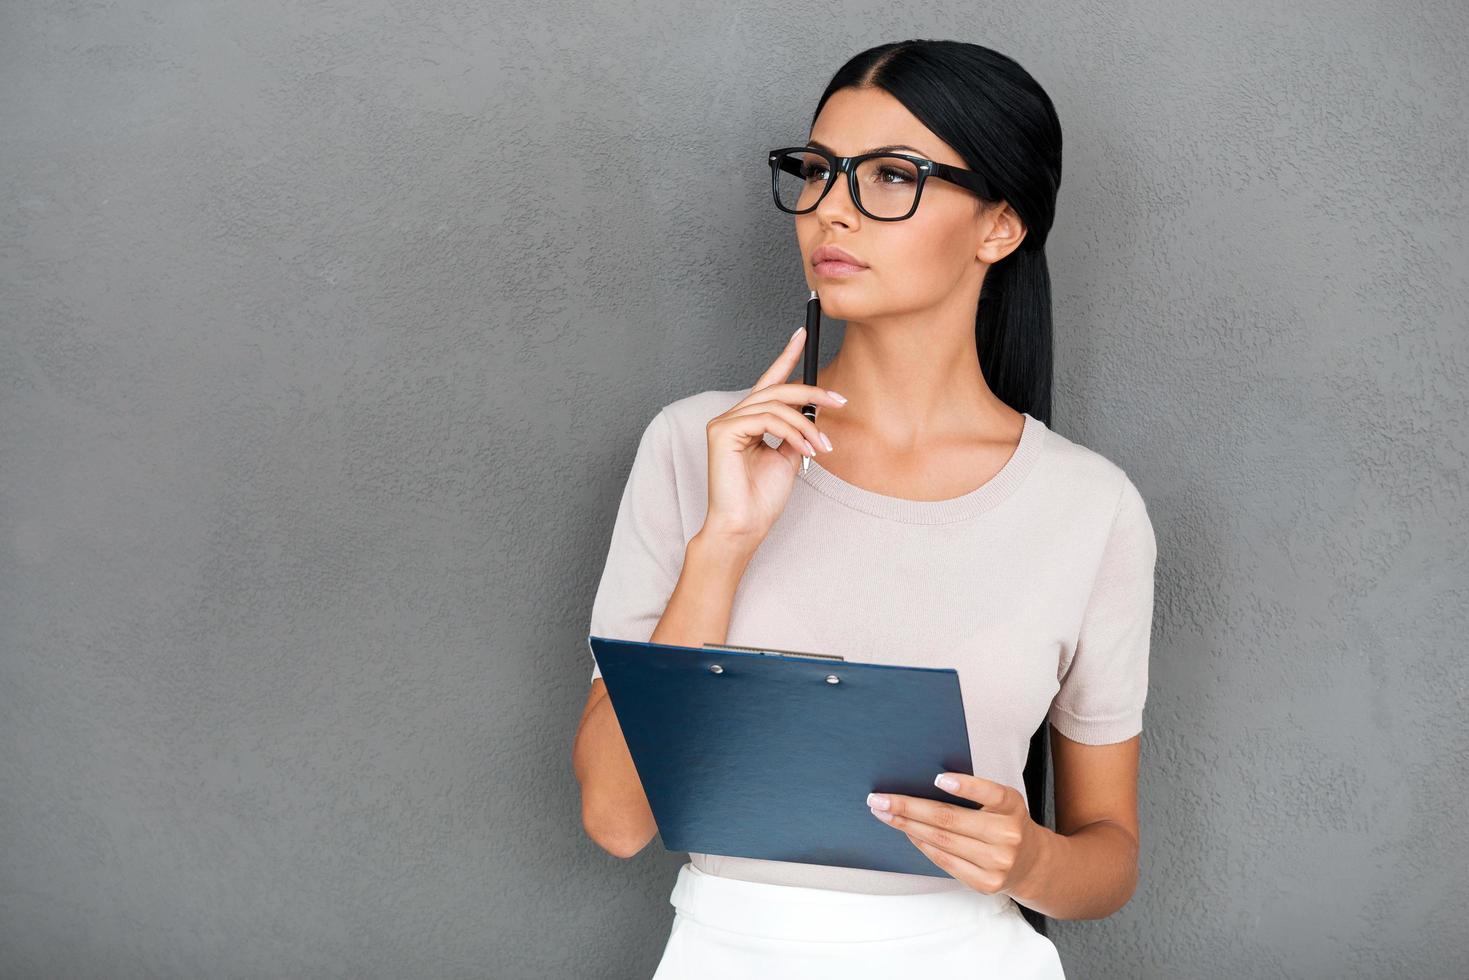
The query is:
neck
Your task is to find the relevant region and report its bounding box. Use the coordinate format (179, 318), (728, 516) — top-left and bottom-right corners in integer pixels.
(814, 311), (1015, 454)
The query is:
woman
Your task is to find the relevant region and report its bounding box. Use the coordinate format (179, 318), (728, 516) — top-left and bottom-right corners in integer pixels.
(572, 39), (1157, 978)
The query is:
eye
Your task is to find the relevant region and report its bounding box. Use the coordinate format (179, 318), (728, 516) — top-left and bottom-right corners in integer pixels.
(876, 166), (914, 184)
(799, 161), (830, 181)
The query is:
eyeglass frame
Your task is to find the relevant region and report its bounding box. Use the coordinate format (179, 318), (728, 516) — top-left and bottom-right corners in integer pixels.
(766, 145), (995, 221)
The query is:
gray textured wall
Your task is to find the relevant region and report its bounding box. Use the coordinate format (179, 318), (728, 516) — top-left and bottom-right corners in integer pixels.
(2, 1), (1465, 977)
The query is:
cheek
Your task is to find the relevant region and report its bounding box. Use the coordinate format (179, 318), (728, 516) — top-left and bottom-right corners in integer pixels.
(878, 216), (973, 292)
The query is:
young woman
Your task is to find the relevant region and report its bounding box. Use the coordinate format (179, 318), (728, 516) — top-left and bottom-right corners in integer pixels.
(572, 39), (1158, 978)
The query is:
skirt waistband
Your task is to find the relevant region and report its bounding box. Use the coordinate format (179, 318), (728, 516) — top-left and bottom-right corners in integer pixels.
(667, 862), (1017, 943)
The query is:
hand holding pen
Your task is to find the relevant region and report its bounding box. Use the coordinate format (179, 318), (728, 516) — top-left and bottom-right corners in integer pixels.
(696, 308), (846, 550)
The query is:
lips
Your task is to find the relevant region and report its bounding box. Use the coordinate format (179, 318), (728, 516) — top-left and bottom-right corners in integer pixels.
(811, 245), (867, 268)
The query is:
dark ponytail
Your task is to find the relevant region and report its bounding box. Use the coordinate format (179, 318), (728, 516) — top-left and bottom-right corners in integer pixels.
(810, 39), (1063, 938)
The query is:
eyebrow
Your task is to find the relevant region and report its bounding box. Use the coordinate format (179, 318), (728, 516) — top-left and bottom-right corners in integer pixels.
(805, 139), (928, 157)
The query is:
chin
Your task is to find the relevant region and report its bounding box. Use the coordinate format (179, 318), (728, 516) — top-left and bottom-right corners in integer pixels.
(809, 275), (869, 297)
(809, 284), (876, 318)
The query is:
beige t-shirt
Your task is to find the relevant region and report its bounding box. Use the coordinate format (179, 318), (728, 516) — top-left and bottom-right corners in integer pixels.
(586, 387), (1158, 895)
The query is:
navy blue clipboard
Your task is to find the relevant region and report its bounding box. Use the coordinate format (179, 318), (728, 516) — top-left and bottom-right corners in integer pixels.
(588, 634), (979, 878)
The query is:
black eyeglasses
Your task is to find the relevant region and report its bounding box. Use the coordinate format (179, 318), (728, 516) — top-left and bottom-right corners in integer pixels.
(767, 145), (993, 221)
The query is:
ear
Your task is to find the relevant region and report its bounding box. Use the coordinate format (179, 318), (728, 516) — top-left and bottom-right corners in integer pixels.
(976, 202), (1028, 264)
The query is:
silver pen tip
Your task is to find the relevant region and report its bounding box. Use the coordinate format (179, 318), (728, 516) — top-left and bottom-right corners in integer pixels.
(802, 455), (810, 473)
(809, 290), (818, 300)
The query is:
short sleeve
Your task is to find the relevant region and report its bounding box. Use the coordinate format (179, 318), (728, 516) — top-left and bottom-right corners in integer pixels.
(586, 408), (688, 680)
(1047, 476), (1158, 744)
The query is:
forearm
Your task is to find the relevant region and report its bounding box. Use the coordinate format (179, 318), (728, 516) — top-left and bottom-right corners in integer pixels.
(574, 530), (756, 856)
(648, 530), (756, 648)
(1007, 819), (1139, 921)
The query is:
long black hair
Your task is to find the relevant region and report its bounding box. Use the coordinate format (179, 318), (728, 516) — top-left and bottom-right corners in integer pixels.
(809, 39), (1063, 937)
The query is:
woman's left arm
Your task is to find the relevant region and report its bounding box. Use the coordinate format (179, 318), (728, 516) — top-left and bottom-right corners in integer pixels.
(867, 727), (1140, 921)
(870, 475), (1156, 919)
(1009, 728), (1140, 920)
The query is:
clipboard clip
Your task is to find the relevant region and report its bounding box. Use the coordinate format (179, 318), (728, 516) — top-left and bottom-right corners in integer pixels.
(701, 642), (846, 663)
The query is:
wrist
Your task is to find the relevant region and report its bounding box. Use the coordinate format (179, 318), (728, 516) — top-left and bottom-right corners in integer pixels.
(687, 528), (758, 574)
(1007, 823), (1062, 908)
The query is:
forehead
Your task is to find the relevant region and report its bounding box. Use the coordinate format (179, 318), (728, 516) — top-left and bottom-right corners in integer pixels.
(807, 86), (965, 167)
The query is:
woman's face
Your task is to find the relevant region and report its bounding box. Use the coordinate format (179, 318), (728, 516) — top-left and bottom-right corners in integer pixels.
(797, 86), (1024, 322)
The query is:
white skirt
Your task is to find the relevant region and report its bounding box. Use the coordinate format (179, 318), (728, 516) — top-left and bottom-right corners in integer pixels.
(650, 861), (1066, 979)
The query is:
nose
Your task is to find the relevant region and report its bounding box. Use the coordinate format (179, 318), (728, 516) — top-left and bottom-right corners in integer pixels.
(812, 163), (860, 226)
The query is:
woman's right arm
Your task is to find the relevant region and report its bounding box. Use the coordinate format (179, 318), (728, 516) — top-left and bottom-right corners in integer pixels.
(572, 528), (756, 858)
(571, 324), (844, 858)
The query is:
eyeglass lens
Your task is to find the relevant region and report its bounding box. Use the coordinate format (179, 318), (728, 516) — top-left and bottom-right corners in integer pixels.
(773, 150), (921, 219)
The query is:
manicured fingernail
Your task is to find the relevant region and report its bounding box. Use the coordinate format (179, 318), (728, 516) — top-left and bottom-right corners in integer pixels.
(792, 327), (806, 340)
(935, 773), (960, 792)
(819, 432), (833, 452)
(870, 807), (893, 823)
(866, 793), (890, 810)
(826, 390), (847, 404)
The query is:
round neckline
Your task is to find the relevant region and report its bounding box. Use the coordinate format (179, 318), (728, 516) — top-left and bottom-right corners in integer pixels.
(797, 412), (1047, 524)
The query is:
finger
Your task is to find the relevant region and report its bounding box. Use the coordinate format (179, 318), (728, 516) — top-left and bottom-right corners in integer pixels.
(904, 835), (1007, 895)
(751, 327), (809, 393)
(711, 411), (818, 458)
(724, 399), (832, 455)
(744, 381), (847, 413)
(877, 812), (1015, 875)
(933, 772), (1015, 812)
(773, 436), (805, 470)
(867, 792), (1017, 846)
(872, 800), (1021, 849)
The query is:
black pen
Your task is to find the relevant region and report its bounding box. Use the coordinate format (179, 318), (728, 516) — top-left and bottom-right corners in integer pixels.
(800, 289), (821, 473)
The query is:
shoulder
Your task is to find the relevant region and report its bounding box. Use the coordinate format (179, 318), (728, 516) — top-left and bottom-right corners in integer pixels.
(1033, 419), (1153, 533)
(624, 389), (752, 484)
(660, 387), (751, 423)
(654, 387), (751, 444)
